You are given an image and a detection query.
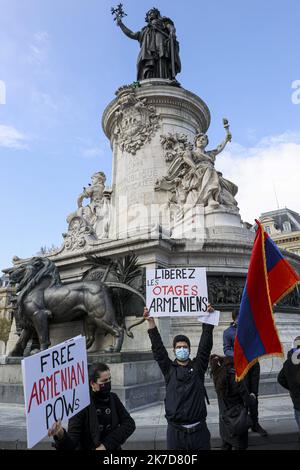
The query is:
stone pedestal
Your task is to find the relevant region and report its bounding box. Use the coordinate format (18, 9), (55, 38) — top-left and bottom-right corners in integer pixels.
(0, 353), (164, 411)
(0, 287), (15, 320)
(49, 321), (85, 347)
(1, 307), (297, 408)
(102, 80), (211, 239)
(88, 315), (171, 353)
(5, 318), (18, 356)
(101, 79), (253, 246)
(204, 207), (242, 229)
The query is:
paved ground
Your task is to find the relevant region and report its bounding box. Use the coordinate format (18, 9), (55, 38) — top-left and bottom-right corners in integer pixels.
(0, 394), (299, 450)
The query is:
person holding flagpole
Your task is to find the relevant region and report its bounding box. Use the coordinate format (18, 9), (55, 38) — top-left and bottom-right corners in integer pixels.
(233, 219), (300, 438)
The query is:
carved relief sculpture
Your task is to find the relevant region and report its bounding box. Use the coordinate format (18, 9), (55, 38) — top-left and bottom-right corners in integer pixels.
(160, 133), (193, 162)
(155, 120), (239, 220)
(114, 87), (160, 155)
(63, 172), (112, 251)
(208, 276), (245, 305)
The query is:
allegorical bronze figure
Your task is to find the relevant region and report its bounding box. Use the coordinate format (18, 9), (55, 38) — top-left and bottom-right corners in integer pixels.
(112, 5), (181, 81)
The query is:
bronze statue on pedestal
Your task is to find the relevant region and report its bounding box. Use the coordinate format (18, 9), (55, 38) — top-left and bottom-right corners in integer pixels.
(112, 5), (181, 81)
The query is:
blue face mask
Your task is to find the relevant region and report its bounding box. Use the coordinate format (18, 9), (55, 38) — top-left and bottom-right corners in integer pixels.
(175, 347), (190, 361)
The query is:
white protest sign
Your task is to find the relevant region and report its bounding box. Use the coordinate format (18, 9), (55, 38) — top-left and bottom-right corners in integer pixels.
(22, 335), (90, 449)
(198, 310), (220, 326)
(146, 267), (208, 317)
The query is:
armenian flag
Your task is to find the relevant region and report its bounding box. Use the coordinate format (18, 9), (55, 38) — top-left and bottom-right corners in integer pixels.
(234, 220), (300, 381)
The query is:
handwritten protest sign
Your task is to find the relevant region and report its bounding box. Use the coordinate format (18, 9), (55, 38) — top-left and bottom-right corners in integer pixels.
(21, 335), (90, 449)
(146, 267), (208, 317)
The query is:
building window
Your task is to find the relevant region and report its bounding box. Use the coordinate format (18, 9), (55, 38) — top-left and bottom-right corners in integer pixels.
(283, 221), (291, 232)
(265, 225), (271, 235)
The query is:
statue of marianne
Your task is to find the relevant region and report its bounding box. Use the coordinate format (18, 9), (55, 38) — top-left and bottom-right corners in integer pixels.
(115, 7), (181, 81)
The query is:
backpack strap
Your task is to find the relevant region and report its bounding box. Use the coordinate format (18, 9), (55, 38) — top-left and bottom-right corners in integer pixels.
(204, 386), (210, 405)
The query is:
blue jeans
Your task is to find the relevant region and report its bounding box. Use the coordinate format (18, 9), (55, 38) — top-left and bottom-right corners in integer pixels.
(295, 409), (300, 433)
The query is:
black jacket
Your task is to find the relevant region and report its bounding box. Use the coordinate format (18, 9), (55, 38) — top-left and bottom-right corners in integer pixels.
(217, 364), (253, 448)
(278, 349), (300, 410)
(148, 323), (214, 425)
(54, 392), (136, 450)
(217, 365), (253, 411)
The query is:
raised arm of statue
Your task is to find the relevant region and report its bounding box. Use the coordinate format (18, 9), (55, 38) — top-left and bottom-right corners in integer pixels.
(116, 18), (140, 41)
(77, 188), (90, 208)
(77, 193), (85, 209)
(210, 119), (232, 157)
(213, 133), (232, 156)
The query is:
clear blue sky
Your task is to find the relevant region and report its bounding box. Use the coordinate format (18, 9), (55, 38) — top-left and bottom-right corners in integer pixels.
(0, 0), (299, 269)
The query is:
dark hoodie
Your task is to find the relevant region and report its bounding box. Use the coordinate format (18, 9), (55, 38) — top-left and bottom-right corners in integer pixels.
(277, 348), (300, 410)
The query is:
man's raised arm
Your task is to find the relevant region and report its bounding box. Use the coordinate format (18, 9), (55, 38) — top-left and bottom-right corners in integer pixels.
(195, 304), (215, 373)
(144, 307), (172, 377)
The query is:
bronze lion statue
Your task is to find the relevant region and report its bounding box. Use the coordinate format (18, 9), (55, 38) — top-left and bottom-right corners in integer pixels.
(5, 257), (145, 356)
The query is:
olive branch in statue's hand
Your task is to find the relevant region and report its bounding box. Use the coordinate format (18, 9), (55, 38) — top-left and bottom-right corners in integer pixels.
(111, 3), (127, 23)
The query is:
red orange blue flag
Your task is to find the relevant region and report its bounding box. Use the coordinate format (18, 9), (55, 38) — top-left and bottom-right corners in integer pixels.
(234, 220), (300, 381)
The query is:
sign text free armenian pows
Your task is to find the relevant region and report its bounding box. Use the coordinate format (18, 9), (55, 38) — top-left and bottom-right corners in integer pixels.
(22, 335), (90, 449)
(146, 268), (208, 317)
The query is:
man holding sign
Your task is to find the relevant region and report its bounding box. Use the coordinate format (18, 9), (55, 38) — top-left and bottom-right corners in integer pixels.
(144, 297), (215, 451)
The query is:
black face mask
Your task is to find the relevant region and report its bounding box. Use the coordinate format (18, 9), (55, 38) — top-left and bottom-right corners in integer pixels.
(93, 382), (111, 399)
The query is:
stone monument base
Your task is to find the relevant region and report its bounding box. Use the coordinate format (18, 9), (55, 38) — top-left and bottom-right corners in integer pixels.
(0, 351), (165, 412)
(49, 321), (85, 347)
(0, 354), (288, 410)
(0, 310), (297, 410)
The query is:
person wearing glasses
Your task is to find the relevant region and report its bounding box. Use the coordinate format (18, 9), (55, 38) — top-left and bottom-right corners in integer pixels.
(48, 362), (135, 450)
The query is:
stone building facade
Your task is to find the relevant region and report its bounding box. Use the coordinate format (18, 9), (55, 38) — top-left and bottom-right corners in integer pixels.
(259, 208), (300, 256)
